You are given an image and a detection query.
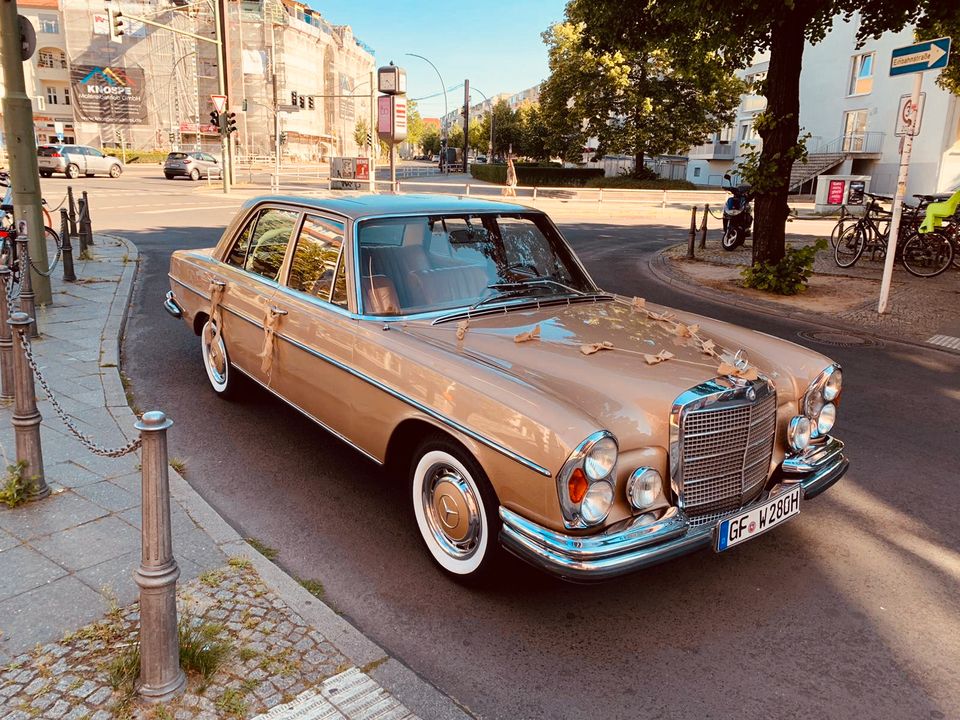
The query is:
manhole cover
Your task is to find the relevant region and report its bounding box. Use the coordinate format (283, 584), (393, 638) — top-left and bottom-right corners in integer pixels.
(797, 330), (881, 348)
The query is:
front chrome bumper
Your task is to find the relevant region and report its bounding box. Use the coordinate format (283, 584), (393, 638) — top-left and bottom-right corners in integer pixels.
(163, 290), (183, 319)
(499, 437), (848, 582)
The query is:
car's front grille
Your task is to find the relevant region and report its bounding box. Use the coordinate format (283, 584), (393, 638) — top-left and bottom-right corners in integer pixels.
(676, 382), (777, 520)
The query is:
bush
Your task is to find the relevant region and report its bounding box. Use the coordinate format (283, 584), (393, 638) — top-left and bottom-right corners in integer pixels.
(741, 239), (827, 295)
(103, 149), (169, 164)
(584, 176), (697, 190)
(470, 164), (603, 187)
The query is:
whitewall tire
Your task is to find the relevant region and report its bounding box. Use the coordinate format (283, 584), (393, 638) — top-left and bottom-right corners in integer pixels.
(411, 440), (499, 579)
(201, 319), (236, 398)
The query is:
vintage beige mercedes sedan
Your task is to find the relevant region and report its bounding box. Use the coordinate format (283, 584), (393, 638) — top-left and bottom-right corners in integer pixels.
(165, 195), (848, 581)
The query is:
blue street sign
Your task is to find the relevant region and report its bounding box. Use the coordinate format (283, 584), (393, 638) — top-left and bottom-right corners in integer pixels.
(56, 133), (64, 143)
(890, 37), (951, 76)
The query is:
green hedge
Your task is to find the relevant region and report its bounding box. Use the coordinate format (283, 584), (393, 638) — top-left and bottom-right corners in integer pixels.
(584, 176), (697, 190)
(470, 164), (604, 187)
(103, 149), (169, 164)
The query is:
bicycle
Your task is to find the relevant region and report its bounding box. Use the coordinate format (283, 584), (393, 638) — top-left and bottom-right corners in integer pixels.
(0, 203), (62, 293)
(902, 190), (959, 278)
(833, 194), (893, 267)
(829, 204), (858, 249)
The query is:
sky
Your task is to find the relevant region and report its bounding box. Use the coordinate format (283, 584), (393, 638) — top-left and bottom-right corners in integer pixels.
(312, 0), (567, 119)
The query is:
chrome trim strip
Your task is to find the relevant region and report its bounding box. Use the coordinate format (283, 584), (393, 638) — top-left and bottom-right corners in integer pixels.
(231, 364), (382, 465)
(169, 275), (211, 301)
(275, 332), (552, 478)
(163, 291), (182, 318)
(781, 436), (844, 474)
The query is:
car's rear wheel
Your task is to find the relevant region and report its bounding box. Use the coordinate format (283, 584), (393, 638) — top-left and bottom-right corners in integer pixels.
(65, 164), (80, 179)
(39, 171), (51, 178)
(189, 168), (200, 181)
(200, 318), (237, 399)
(164, 173), (175, 180)
(109, 164), (122, 178)
(410, 436), (500, 580)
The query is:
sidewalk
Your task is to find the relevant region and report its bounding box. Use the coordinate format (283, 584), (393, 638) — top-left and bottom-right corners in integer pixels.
(0, 237), (469, 719)
(652, 235), (960, 353)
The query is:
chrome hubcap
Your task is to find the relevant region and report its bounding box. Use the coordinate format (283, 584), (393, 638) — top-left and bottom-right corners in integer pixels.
(422, 464), (482, 560)
(203, 323), (227, 384)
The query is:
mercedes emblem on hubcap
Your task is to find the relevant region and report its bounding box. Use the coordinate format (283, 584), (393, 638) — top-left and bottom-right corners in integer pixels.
(439, 494), (460, 529)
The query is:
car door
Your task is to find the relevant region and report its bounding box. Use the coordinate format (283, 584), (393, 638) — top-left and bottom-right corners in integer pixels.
(209, 206), (300, 384)
(201, 153), (220, 177)
(64, 146), (86, 174)
(84, 147), (109, 174)
(270, 213), (362, 444)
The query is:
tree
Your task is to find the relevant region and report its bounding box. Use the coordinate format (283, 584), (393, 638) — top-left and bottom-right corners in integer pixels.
(567, 0), (960, 265)
(421, 128), (441, 156)
(468, 118), (488, 155)
(541, 15), (745, 174)
(353, 118), (371, 150)
(405, 100), (426, 150)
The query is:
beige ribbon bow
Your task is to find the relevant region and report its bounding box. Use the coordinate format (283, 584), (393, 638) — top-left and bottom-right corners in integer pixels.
(514, 324), (541, 343)
(258, 307), (284, 381)
(206, 281), (226, 373)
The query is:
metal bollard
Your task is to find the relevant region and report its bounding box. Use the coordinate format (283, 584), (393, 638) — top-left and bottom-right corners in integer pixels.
(81, 191), (94, 245)
(15, 234), (39, 338)
(59, 209), (76, 282)
(77, 199), (90, 256)
(134, 410), (186, 703)
(67, 186), (78, 239)
(699, 204), (709, 249)
(9, 312), (47, 501)
(687, 206), (698, 259)
(0, 268), (14, 400)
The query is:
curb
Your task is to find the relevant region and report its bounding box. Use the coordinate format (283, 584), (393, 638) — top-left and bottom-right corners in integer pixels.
(99, 234), (473, 720)
(647, 247), (960, 357)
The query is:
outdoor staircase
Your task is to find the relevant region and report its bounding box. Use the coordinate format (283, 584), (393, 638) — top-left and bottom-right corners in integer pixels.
(789, 152), (845, 191)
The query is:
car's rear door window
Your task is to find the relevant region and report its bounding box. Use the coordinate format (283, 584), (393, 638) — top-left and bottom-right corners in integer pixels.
(286, 214), (345, 304)
(243, 208), (299, 281)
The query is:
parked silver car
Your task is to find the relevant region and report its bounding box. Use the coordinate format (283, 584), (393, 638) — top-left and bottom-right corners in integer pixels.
(163, 152), (222, 181)
(37, 144), (123, 179)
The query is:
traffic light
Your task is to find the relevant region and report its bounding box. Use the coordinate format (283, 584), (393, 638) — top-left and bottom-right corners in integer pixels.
(298, 95), (305, 109)
(115, 129), (122, 142)
(279, 131), (287, 145)
(108, 7), (125, 41)
(308, 97), (315, 110)
(168, 131), (175, 142)
(241, 98), (248, 112)
(225, 112), (237, 134)
(366, 131), (372, 147)
(291, 91), (297, 106)
(209, 110), (220, 128)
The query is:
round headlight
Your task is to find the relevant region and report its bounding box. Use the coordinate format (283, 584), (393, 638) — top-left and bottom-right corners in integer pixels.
(805, 391), (825, 419)
(787, 415), (812, 452)
(580, 481), (614, 526)
(816, 403), (836, 435)
(626, 468), (662, 510)
(823, 367), (842, 401)
(584, 436), (617, 480)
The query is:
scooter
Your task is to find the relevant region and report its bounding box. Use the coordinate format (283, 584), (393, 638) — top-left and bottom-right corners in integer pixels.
(721, 172), (752, 251)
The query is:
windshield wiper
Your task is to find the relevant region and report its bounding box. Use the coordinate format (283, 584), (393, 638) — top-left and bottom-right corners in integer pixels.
(488, 278), (588, 296)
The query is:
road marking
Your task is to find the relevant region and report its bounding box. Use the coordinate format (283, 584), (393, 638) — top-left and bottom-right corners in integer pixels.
(137, 205), (239, 214)
(927, 334), (960, 350)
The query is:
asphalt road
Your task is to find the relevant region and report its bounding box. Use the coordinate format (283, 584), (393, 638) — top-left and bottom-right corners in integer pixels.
(55, 170), (960, 719)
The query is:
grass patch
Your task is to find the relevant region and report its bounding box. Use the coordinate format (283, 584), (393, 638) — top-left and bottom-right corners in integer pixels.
(214, 687), (248, 717)
(100, 362), (117, 368)
(227, 556), (252, 570)
(106, 642), (140, 690)
(361, 657), (388, 674)
(198, 569), (226, 588)
(0, 461), (28, 507)
(245, 537), (279, 561)
(168, 457), (187, 475)
(296, 577), (325, 600)
(238, 646), (259, 662)
(178, 617), (231, 680)
(118, 371), (142, 416)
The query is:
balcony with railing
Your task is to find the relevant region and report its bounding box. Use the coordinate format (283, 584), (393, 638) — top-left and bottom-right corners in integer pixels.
(810, 132), (885, 157)
(688, 141), (736, 160)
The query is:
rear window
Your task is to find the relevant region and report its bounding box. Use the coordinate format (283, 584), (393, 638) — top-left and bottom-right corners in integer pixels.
(166, 152), (189, 160)
(38, 146), (60, 157)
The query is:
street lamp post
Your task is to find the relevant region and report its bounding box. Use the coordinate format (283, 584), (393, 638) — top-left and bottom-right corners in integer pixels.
(405, 53), (448, 164)
(472, 87), (494, 162)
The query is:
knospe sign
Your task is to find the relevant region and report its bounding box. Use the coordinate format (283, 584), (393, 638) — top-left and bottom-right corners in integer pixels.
(71, 64), (147, 124)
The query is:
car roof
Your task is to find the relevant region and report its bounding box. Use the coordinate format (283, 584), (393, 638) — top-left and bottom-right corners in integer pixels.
(241, 193), (536, 220)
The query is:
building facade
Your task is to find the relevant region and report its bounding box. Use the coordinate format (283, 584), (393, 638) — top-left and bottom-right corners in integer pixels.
(685, 17), (960, 194)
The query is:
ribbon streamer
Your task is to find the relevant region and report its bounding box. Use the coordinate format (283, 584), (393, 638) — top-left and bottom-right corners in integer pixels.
(258, 307), (283, 381)
(643, 350), (675, 365)
(207, 281), (226, 373)
(514, 324), (541, 343)
(581, 341), (614, 355)
(456, 320), (470, 341)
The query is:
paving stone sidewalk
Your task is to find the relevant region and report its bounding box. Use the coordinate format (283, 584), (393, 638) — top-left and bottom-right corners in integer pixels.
(0, 236), (468, 719)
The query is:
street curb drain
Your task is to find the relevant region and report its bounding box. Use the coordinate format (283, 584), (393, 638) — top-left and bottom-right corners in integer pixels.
(796, 330), (883, 348)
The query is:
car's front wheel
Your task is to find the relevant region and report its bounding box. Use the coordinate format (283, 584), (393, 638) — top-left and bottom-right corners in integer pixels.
(65, 164), (80, 179)
(410, 436), (500, 580)
(189, 168), (200, 181)
(201, 318), (237, 398)
(109, 164), (122, 178)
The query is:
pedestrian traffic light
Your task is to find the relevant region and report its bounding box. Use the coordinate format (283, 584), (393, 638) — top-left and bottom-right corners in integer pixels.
(308, 97), (315, 110)
(241, 98), (248, 112)
(279, 131), (287, 145)
(209, 110), (220, 128)
(108, 7), (125, 41)
(226, 112), (237, 134)
(291, 91), (297, 106)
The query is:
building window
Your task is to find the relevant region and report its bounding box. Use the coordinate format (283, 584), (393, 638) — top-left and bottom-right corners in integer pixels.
(37, 49), (65, 69)
(62, 88), (70, 105)
(848, 52), (875, 96)
(45, 87), (58, 105)
(842, 110), (869, 151)
(693, 167), (701, 178)
(38, 15), (59, 34)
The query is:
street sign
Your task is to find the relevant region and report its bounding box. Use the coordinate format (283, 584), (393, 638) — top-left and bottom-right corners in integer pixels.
(895, 92), (925, 136)
(890, 37), (951, 76)
(377, 95), (407, 142)
(210, 94), (227, 113)
(277, 104), (299, 113)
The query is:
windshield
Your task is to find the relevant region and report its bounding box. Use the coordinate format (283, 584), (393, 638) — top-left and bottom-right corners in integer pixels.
(357, 212), (594, 316)
(166, 152), (189, 160)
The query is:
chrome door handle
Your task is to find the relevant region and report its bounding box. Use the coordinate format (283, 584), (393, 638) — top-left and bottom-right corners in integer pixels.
(269, 306), (288, 316)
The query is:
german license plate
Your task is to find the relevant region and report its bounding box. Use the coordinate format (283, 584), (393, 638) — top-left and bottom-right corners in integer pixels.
(715, 486), (801, 552)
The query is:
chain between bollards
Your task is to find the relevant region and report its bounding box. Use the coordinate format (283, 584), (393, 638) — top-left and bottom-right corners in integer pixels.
(59, 209), (76, 282)
(134, 410), (186, 703)
(0, 268), (14, 401)
(9, 311), (48, 501)
(15, 231), (39, 338)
